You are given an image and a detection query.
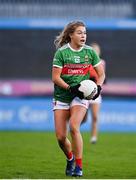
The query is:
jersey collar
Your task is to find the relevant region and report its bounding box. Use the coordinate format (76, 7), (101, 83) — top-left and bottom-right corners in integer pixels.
(68, 43), (83, 52)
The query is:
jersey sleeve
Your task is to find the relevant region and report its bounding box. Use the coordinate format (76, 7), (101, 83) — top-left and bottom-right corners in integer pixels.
(52, 50), (63, 68)
(91, 49), (101, 67)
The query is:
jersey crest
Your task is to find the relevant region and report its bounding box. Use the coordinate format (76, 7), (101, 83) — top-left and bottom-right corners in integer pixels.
(84, 55), (89, 63)
(74, 56), (80, 63)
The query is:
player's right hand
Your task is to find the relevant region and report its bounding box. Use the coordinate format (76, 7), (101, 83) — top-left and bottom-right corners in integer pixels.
(68, 84), (84, 99)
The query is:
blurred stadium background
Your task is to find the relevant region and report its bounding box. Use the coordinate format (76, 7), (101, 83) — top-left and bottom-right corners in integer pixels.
(0, 0), (136, 132)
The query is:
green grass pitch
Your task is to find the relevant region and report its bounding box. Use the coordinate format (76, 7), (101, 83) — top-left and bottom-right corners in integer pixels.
(0, 131), (136, 179)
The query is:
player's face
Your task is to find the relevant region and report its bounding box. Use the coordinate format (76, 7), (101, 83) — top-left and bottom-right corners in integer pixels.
(70, 26), (86, 49)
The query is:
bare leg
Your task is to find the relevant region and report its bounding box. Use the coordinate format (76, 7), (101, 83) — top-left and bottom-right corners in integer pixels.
(69, 106), (87, 159)
(90, 103), (100, 143)
(54, 109), (71, 156)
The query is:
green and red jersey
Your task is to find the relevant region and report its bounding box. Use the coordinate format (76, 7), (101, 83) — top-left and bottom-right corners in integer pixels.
(53, 43), (101, 103)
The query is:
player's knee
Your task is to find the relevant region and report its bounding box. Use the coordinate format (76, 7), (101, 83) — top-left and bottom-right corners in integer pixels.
(92, 116), (98, 123)
(69, 121), (79, 135)
(56, 133), (66, 145)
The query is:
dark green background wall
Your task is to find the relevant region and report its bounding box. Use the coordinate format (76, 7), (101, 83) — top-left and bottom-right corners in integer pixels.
(0, 29), (135, 79)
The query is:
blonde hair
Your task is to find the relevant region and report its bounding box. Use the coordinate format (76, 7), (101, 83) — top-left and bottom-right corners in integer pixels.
(54, 21), (85, 49)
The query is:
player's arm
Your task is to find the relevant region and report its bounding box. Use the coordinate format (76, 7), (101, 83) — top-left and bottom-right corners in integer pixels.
(91, 48), (105, 86)
(91, 63), (105, 100)
(52, 50), (70, 90)
(94, 63), (105, 86)
(91, 49), (105, 100)
(52, 66), (69, 90)
(52, 67), (84, 99)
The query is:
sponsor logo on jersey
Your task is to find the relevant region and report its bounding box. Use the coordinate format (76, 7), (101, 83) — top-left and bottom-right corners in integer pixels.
(68, 69), (84, 74)
(63, 64), (89, 68)
(61, 64), (90, 75)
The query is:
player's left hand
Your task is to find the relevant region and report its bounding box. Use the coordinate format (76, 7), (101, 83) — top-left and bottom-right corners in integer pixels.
(92, 85), (102, 100)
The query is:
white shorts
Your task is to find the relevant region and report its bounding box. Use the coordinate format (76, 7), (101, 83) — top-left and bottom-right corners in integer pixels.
(88, 95), (102, 104)
(53, 97), (89, 110)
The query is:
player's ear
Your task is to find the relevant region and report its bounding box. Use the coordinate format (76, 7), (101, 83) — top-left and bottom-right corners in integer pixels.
(69, 34), (73, 40)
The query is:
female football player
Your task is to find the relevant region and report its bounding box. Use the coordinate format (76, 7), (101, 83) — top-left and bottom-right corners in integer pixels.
(52, 21), (105, 177)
